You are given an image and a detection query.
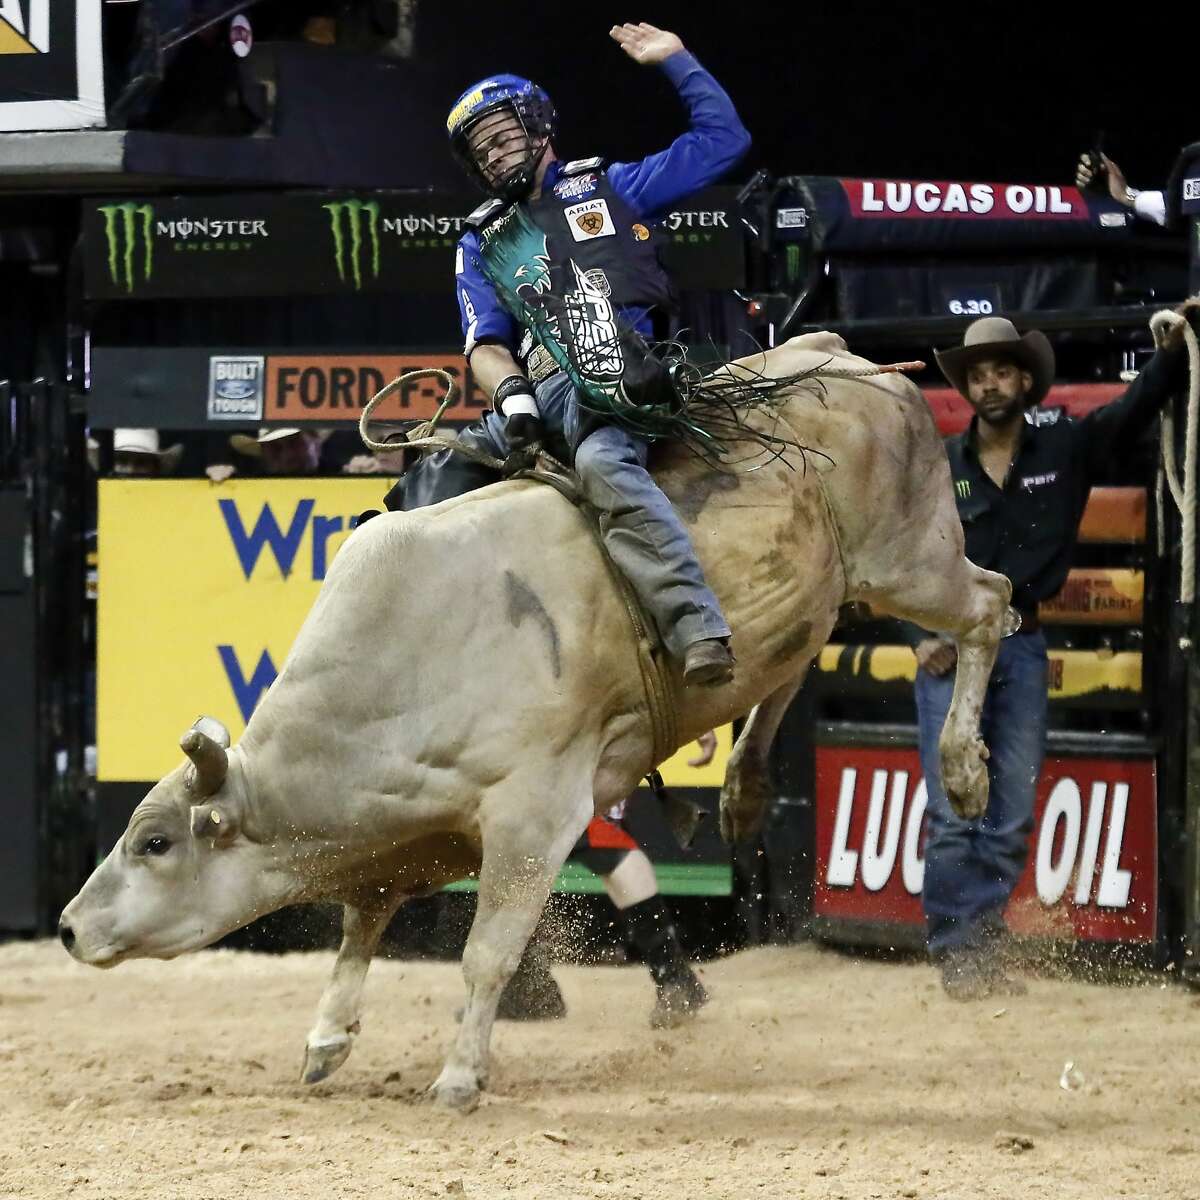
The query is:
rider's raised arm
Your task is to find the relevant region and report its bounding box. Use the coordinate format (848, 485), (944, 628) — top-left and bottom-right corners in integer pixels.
(606, 48), (752, 221)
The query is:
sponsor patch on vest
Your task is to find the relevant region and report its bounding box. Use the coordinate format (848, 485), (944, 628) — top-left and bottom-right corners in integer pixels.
(1184, 178), (1200, 202)
(583, 268), (612, 298)
(554, 172), (599, 201)
(631, 223), (650, 241)
(565, 198), (616, 241)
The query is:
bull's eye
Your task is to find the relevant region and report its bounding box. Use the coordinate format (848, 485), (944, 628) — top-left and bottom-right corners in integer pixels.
(138, 836), (171, 857)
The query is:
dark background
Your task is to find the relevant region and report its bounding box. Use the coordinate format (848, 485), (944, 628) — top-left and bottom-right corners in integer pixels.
(415, 1), (1191, 188)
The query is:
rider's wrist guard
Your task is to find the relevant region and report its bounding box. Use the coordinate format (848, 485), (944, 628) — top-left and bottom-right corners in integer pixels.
(493, 373), (537, 417)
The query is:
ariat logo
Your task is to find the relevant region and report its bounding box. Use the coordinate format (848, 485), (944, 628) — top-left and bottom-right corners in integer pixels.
(99, 203), (155, 293)
(564, 198), (615, 242)
(0, 1), (48, 55)
(955, 479), (971, 499)
(632, 223), (650, 241)
(322, 200), (381, 290)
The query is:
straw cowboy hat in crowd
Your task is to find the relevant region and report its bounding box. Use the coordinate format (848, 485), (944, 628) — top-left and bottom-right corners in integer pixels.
(228, 427), (313, 457)
(935, 316), (1056, 408)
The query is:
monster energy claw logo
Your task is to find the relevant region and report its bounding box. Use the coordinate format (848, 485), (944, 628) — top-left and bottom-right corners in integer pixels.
(955, 479), (971, 498)
(323, 200), (381, 290)
(99, 204), (155, 294)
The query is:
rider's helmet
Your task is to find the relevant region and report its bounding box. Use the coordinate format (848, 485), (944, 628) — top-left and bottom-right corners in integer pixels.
(446, 74), (557, 203)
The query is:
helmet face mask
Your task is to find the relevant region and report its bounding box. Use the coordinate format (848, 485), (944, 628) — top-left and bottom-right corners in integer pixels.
(448, 75), (557, 202)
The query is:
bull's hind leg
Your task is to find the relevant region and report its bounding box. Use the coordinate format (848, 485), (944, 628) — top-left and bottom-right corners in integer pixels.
(428, 775), (592, 1111)
(301, 889), (406, 1084)
(720, 666), (811, 843)
(880, 557), (1011, 820)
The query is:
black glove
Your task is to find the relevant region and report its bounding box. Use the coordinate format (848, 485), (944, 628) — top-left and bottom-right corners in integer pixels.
(494, 374), (544, 451)
(505, 411), (545, 451)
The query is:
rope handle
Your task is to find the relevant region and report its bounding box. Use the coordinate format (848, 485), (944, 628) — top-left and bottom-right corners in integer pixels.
(358, 367), (506, 471)
(1153, 299), (1200, 605)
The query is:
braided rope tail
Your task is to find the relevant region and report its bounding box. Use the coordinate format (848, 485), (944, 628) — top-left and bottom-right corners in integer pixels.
(1153, 300), (1200, 605)
(358, 367), (505, 471)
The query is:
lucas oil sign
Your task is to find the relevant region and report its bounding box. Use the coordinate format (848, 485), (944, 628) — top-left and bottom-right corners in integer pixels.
(813, 745), (1157, 943)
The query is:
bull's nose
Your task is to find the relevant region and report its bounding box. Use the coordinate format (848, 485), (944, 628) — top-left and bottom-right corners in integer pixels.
(59, 920), (75, 951)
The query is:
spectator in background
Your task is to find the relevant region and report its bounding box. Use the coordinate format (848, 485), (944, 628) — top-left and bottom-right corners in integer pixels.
(905, 314), (1190, 1001)
(1075, 151), (1170, 228)
(207, 426), (364, 479)
(112, 428), (183, 478)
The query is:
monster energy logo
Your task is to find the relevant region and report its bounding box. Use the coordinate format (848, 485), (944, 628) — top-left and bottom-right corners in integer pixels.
(323, 200), (380, 290)
(98, 203), (155, 294)
(955, 479), (971, 498)
(785, 244), (801, 285)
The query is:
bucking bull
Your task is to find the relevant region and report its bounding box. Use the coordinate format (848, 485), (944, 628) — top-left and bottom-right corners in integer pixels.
(60, 333), (1010, 1109)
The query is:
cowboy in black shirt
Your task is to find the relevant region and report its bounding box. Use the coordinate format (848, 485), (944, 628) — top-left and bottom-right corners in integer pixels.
(907, 315), (1188, 999)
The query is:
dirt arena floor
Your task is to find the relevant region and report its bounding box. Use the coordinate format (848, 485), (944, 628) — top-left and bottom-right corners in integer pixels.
(2, 939), (1197, 1200)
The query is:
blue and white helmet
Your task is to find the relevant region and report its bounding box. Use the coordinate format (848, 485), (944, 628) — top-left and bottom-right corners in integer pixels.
(446, 74), (557, 202)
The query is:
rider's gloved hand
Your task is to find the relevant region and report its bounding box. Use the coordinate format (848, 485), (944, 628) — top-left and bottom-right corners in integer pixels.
(494, 374), (544, 451)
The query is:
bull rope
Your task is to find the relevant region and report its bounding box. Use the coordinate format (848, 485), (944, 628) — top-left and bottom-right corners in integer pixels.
(1152, 302), (1200, 604)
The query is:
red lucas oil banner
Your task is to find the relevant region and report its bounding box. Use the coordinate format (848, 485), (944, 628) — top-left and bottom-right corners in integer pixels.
(840, 181), (1089, 221)
(814, 746), (1157, 943)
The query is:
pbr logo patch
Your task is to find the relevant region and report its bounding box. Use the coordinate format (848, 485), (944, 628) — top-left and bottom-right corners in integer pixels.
(208, 355), (265, 421)
(554, 172), (599, 201)
(564, 199), (615, 242)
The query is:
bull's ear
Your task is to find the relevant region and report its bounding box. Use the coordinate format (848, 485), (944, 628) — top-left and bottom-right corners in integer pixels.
(189, 803), (240, 848)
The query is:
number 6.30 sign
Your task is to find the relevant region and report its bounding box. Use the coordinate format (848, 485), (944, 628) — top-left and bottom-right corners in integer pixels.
(937, 283), (1001, 318)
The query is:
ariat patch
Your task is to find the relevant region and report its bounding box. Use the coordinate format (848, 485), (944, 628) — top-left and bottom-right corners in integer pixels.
(564, 198), (616, 241)
(632, 223), (650, 241)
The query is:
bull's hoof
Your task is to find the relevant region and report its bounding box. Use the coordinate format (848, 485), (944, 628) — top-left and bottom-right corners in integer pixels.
(427, 1067), (481, 1112)
(942, 738), (989, 820)
(719, 778), (771, 844)
(300, 1034), (353, 1085)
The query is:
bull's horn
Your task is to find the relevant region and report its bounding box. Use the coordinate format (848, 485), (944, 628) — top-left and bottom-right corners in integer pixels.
(191, 715), (231, 749)
(180, 728), (228, 796)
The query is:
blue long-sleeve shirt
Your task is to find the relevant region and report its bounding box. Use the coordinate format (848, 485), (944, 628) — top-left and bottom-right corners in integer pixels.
(455, 50), (751, 356)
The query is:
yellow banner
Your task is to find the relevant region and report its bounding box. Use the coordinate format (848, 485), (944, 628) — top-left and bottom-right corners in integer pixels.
(98, 478), (391, 781)
(816, 643), (1143, 700)
(98, 478), (736, 786)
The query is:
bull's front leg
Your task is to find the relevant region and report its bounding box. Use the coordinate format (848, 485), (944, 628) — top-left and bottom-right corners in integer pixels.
(301, 891), (405, 1084)
(428, 779), (592, 1111)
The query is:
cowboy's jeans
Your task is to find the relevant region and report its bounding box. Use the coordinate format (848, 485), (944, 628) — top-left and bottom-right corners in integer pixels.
(386, 372), (730, 658)
(916, 631), (1048, 957)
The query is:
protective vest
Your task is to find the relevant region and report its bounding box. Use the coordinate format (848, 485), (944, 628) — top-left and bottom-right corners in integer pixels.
(466, 159), (678, 411)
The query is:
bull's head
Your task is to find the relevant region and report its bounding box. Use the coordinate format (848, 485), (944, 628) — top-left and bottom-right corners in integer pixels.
(59, 716), (268, 967)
